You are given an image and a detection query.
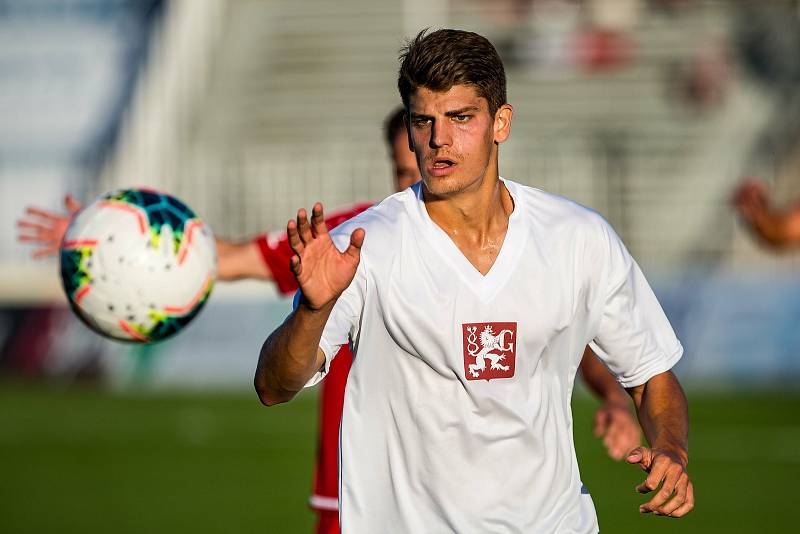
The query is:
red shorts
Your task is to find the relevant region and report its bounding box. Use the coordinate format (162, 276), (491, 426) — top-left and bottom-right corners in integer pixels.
(310, 345), (353, 534)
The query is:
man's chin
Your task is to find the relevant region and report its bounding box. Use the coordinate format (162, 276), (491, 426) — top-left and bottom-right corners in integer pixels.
(422, 176), (467, 198)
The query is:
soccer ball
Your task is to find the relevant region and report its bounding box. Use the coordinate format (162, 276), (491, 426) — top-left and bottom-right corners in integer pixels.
(60, 188), (217, 343)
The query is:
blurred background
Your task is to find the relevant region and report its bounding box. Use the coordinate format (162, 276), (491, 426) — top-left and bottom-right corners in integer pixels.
(1, 0), (799, 532)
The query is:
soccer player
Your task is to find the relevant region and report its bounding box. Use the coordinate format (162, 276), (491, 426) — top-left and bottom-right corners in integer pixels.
(18, 107), (641, 533)
(255, 29), (693, 532)
(733, 178), (800, 249)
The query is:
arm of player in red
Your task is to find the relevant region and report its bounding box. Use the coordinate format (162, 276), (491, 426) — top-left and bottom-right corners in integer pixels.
(626, 370), (694, 517)
(254, 203), (364, 406)
(579, 347), (640, 461)
(16, 194), (277, 282)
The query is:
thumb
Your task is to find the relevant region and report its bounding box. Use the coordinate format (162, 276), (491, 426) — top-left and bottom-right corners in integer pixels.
(65, 194), (82, 215)
(626, 447), (645, 465)
(344, 228), (365, 261)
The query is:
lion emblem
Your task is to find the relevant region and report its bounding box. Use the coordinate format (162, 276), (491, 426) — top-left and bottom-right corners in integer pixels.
(465, 324), (514, 378)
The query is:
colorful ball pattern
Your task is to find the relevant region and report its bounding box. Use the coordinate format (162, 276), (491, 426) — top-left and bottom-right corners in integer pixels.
(60, 189), (217, 343)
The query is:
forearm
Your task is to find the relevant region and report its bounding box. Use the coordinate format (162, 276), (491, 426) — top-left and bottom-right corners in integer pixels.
(580, 347), (628, 406)
(254, 300), (332, 406)
(628, 370), (689, 465)
(215, 239), (274, 281)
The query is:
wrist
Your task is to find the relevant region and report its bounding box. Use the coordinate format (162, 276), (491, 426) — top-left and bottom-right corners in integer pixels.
(297, 294), (337, 315)
(601, 392), (630, 410)
(652, 444), (689, 468)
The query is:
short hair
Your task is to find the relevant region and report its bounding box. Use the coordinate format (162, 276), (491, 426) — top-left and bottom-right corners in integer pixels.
(383, 106), (406, 151)
(397, 28), (507, 116)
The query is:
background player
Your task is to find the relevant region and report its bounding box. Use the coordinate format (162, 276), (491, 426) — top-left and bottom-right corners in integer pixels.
(18, 106), (640, 533)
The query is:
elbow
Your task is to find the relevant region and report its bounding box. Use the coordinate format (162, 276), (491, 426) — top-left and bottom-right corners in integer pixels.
(254, 378), (296, 407)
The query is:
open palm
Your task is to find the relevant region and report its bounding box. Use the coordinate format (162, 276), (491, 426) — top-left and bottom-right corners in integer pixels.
(288, 203), (364, 310)
(17, 195), (82, 258)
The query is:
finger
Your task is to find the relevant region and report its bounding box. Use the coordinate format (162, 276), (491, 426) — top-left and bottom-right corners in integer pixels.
(626, 447), (652, 470)
(17, 234), (56, 244)
(310, 203), (327, 237)
(296, 209), (312, 244)
(24, 207), (60, 221)
(65, 194), (82, 214)
(644, 464), (683, 511)
(32, 246), (59, 259)
(287, 219), (304, 255)
(593, 409), (609, 438)
(668, 481), (694, 518)
(16, 220), (52, 233)
(343, 228), (365, 261)
(636, 455), (669, 494)
(659, 473), (690, 516)
(605, 428), (626, 461)
(290, 255), (302, 277)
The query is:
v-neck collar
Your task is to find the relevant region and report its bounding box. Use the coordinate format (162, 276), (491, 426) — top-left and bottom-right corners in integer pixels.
(408, 178), (527, 303)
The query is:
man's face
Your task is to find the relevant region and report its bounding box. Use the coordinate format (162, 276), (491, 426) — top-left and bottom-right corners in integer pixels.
(391, 130), (422, 192)
(407, 84), (511, 198)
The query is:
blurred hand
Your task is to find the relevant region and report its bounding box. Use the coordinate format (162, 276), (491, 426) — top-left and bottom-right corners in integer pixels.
(16, 195), (82, 258)
(732, 178), (769, 222)
(593, 402), (640, 461)
(287, 203), (364, 311)
(626, 447), (694, 518)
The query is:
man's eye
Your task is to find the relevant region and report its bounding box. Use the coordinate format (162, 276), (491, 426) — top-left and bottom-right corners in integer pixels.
(453, 115), (470, 122)
(412, 119), (431, 127)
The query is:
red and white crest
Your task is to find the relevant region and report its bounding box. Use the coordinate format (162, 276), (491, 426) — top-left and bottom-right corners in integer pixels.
(462, 322), (517, 381)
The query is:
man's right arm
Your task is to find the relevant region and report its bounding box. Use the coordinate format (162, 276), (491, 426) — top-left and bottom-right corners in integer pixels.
(255, 302), (331, 405)
(254, 203), (364, 406)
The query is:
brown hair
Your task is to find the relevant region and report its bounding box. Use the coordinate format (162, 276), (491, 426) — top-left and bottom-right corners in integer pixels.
(397, 29), (507, 116)
(383, 106), (407, 151)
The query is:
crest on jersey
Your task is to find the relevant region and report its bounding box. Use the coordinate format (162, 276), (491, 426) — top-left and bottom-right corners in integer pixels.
(462, 322), (517, 381)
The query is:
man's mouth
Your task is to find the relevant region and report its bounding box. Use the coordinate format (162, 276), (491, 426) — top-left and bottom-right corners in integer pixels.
(429, 156), (457, 176)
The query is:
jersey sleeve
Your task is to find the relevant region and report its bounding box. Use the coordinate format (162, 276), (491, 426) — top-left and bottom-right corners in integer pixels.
(300, 225), (368, 387)
(252, 202), (374, 296)
(588, 220), (683, 389)
(254, 231), (299, 295)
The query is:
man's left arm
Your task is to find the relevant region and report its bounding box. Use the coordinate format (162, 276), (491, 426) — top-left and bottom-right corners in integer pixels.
(625, 370), (694, 517)
(579, 347), (640, 461)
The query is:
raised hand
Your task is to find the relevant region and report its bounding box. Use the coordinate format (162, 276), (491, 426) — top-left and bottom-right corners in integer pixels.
(16, 195), (82, 258)
(593, 402), (640, 461)
(732, 178), (769, 221)
(287, 203), (364, 311)
(626, 446), (694, 517)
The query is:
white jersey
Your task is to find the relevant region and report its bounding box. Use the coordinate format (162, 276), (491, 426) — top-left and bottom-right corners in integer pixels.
(305, 179), (682, 533)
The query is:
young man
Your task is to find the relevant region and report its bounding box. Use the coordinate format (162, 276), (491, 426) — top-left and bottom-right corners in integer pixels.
(19, 105), (640, 533)
(733, 178), (800, 249)
(256, 29), (693, 532)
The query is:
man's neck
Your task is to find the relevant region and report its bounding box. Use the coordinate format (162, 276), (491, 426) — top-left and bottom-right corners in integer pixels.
(423, 173), (513, 236)
(421, 170), (515, 275)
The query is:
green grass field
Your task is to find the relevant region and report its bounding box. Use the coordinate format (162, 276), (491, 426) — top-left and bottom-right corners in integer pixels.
(1, 381), (798, 533)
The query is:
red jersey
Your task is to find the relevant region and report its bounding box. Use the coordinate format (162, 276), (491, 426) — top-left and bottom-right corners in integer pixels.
(253, 202), (372, 531)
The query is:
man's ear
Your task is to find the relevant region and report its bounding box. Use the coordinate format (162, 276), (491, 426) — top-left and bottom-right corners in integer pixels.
(493, 104), (513, 144)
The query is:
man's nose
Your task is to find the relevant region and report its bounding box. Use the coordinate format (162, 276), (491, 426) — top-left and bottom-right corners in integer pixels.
(430, 120), (452, 148)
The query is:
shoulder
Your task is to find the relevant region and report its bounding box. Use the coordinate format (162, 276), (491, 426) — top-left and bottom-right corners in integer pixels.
(508, 179), (610, 237)
(324, 202), (374, 230)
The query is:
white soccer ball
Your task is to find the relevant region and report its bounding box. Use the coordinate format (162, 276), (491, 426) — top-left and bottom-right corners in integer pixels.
(59, 189), (217, 343)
